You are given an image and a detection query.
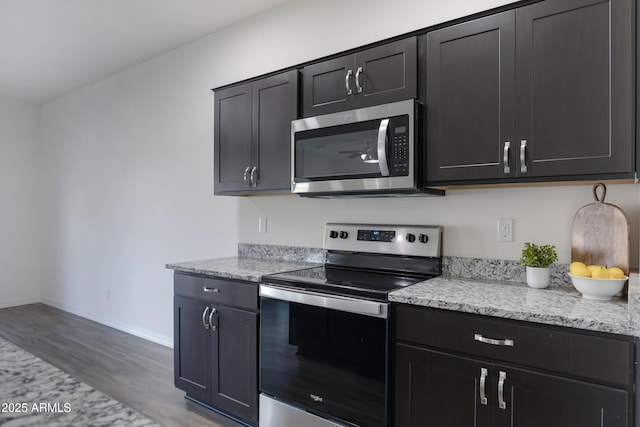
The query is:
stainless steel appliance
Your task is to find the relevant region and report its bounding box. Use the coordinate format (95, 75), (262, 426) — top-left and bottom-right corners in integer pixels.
(259, 223), (443, 427)
(291, 100), (444, 198)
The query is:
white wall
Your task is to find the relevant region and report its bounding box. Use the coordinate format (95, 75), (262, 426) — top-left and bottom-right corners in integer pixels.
(38, 44), (245, 345)
(0, 96), (42, 307)
(37, 0), (639, 346)
(239, 185), (640, 265)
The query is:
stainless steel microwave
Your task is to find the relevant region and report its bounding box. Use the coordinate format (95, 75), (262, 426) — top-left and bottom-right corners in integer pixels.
(291, 100), (443, 197)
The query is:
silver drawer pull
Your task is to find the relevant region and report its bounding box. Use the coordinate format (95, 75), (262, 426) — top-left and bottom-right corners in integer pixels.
(479, 368), (488, 405)
(498, 371), (507, 410)
(250, 166), (258, 187)
(243, 166), (251, 187)
(208, 308), (217, 331)
(520, 140), (528, 173)
(345, 69), (353, 95)
(474, 334), (514, 347)
(503, 141), (511, 174)
(201, 306), (210, 329)
(203, 287), (220, 293)
(355, 66), (363, 93)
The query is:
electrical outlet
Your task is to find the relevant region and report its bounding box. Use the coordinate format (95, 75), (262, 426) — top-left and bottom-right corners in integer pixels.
(258, 217), (267, 233)
(106, 288), (111, 300)
(497, 219), (513, 242)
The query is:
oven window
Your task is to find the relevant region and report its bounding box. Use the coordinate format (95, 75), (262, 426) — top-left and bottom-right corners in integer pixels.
(295, 120), (383, 181)
(260, 297), (387, 427)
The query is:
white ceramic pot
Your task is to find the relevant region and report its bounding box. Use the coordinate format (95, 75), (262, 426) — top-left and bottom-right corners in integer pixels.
(526, 266), (550, 289)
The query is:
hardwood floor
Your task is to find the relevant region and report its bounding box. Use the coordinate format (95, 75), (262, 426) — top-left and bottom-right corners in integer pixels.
(0, 303), (245, 427)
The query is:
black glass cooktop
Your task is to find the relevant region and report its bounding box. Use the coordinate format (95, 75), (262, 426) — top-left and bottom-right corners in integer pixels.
(262, 266), (428, 301)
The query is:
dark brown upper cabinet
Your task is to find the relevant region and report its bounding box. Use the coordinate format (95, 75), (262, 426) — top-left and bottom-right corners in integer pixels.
(214, 70), (298, 195)
(301, 37), (417, 117)
(425, 0), (634, 185)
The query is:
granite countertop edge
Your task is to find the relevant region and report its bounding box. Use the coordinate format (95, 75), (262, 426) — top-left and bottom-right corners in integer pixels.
(166, 256), (322, 283)
(166, 249), (638, 337)
(389, 275), (635, 337)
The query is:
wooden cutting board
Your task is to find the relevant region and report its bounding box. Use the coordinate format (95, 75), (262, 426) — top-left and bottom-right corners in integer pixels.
(571, 183), (630, 278)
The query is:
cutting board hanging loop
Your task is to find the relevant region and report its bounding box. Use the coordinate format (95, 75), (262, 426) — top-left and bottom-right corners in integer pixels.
(593, 182), (607, 203)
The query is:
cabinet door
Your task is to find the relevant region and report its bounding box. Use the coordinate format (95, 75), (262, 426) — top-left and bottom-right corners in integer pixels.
(253, 70), (298, 192)
(301, 55), (355, 117)
(494, 366), (628, 427)
(515, 0), (634, 178)
(356, 37), (417, 109)
(302, 37), (417, 117)
(174, 296), (211, 400)
(425, 12), (516, 183)
(210, 304), (258, 425)
(214, 83), (252, 194)
(395, 343), (494, 427)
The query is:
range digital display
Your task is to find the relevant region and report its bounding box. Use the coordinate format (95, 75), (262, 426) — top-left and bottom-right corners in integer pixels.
(357, 229), (395, 242)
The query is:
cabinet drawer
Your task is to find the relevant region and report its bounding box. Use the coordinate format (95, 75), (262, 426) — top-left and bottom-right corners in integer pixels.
(394, 304), (632, 387)
(174, 272), (258, 310)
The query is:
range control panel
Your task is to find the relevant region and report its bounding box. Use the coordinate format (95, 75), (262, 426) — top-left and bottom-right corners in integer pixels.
(324, 223), (442, 258)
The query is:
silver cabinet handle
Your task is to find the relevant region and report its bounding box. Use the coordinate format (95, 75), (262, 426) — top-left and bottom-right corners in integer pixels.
(474, 334), (514, 347)
(203, 286), (220, 293)
(345, 69), (353, 95)
(503, 141), (511, 174)
(355, 66), (363, 93)
(250, 166), (258, 187)
(243, 166), (251, 187)
(479, 368), (488, 405)
(520, 140), (528, 173)
(376, 118), (390, 177)
(208, 308), (217, 331)
(498, 371), (507, 409)
(202, 306), (210, 329)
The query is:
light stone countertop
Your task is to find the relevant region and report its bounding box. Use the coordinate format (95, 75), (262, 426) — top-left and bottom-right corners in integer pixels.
(166, 256), (321, 282)
(166, 257), (321, 282)
(389, 276), (635, 336)
(167, 244), (640, 337)
(166, 244), (325, 282)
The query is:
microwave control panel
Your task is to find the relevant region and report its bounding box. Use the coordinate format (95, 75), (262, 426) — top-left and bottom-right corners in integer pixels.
(389, 115), (410, 176)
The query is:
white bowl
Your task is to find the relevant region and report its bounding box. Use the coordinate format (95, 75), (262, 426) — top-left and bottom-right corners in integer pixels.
(568, 273), (627, 300)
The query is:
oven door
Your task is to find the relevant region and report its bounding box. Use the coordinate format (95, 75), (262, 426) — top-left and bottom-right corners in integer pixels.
(291, 100), (416, 196)
(259, 284), (388, 427)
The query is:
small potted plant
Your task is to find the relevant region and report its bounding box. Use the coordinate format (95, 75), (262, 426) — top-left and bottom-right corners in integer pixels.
(520, 242), (559, 288)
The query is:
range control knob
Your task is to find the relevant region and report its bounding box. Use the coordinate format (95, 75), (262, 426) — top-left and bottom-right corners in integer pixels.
(329, 230), (339, 239)
(406, 233), (416, 243)
(339, 231), (349, 239)
(419, 234), (429, 243)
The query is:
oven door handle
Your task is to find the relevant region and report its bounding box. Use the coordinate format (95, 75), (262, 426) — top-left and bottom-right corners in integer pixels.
(259, 284), (388, 319)
(376, 118), (390, 177)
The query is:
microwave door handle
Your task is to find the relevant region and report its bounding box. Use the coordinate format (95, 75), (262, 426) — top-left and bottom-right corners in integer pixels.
(377, 118), (390, 176)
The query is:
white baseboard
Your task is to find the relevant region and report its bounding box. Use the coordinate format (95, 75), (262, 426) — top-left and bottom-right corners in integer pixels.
(41, 298), (173, 348)
(0, 297), (41, 309)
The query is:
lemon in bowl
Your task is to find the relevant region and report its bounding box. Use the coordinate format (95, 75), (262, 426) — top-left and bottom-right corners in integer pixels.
(567, 264), (627, 300)
(569, 262), (591, 278)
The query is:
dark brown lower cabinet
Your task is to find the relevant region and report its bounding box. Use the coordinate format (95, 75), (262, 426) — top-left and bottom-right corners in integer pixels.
(393, 305), (633, 427)
(504, 365), (627, 427)
(210, 304), (257, 421)
(174, 296), (211, 400)
(174, 273), (258, 426)
(395, 343), (628, 427)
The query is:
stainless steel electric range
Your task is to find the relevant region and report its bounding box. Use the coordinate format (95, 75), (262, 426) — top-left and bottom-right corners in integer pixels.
(259, 223), (443, 427)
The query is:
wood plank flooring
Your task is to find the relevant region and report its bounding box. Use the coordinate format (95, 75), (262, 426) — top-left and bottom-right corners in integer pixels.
(0, 303), (245, 427)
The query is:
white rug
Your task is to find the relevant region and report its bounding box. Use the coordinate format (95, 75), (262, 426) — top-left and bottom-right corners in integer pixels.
(0, 337), (162, 426)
